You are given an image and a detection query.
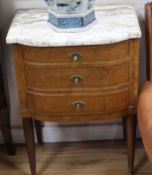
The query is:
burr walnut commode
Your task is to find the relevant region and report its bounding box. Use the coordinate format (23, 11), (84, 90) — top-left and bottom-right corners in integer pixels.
(6, 5), (141, 175)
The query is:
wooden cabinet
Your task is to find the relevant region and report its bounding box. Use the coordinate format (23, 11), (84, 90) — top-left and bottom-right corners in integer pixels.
(12, 40), (139, 121)
(12, 39), (139, 175)
(6, 5), (141, 175)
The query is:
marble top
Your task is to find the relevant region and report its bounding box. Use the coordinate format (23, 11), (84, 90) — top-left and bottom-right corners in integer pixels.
(6, 5), (141, 47)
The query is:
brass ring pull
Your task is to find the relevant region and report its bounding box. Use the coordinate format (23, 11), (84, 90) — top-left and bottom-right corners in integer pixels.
(70, 75), (84, 83)
(69, 52), (81, 61)
(72, 101), (85, 110)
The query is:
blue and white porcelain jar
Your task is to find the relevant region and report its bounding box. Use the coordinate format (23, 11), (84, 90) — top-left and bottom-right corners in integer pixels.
(44, 0), (96, 32)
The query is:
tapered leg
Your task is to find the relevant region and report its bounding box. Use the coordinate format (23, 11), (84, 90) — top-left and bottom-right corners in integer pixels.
(126, 114), (137, 175)
(1, 112), (16, 155)
(34, 120), (43, 145)
(23, 118), (36, 175)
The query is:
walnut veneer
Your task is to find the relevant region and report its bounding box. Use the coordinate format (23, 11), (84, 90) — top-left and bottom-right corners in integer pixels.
(12, 39), (139, 175)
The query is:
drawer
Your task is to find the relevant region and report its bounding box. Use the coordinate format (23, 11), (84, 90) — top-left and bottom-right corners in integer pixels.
(23, 41), (130, 65)
(27, 90), (128, 115)
(25, 63), (129, 91)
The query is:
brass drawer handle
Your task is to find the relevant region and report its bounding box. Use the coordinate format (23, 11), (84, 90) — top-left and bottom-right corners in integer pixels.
(72, 101), (85, 110)
(69, 52), (81, 61)
(70, 75), (84, 83)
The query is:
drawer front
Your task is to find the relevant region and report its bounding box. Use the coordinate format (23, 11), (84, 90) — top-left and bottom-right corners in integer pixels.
(23, 41), (129, 65)
(25, 63), (129, 91)
(27, 90), (128, 115)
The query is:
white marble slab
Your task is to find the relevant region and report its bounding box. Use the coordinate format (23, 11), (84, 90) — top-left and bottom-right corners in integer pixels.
(6, 5), (141, 47)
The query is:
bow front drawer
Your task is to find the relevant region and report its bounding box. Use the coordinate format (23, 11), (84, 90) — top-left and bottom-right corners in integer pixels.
(27, 90), (128, 115)
(25, 63), (129, 91)
(23, 41), (129, 65)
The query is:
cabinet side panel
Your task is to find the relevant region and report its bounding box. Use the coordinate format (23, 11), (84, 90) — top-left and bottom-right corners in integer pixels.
(129, 39), (140, 111)
(11, 44), (30, 117)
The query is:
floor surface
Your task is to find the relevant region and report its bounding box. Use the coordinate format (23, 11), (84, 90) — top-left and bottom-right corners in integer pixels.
(0, 140), (151, 175)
